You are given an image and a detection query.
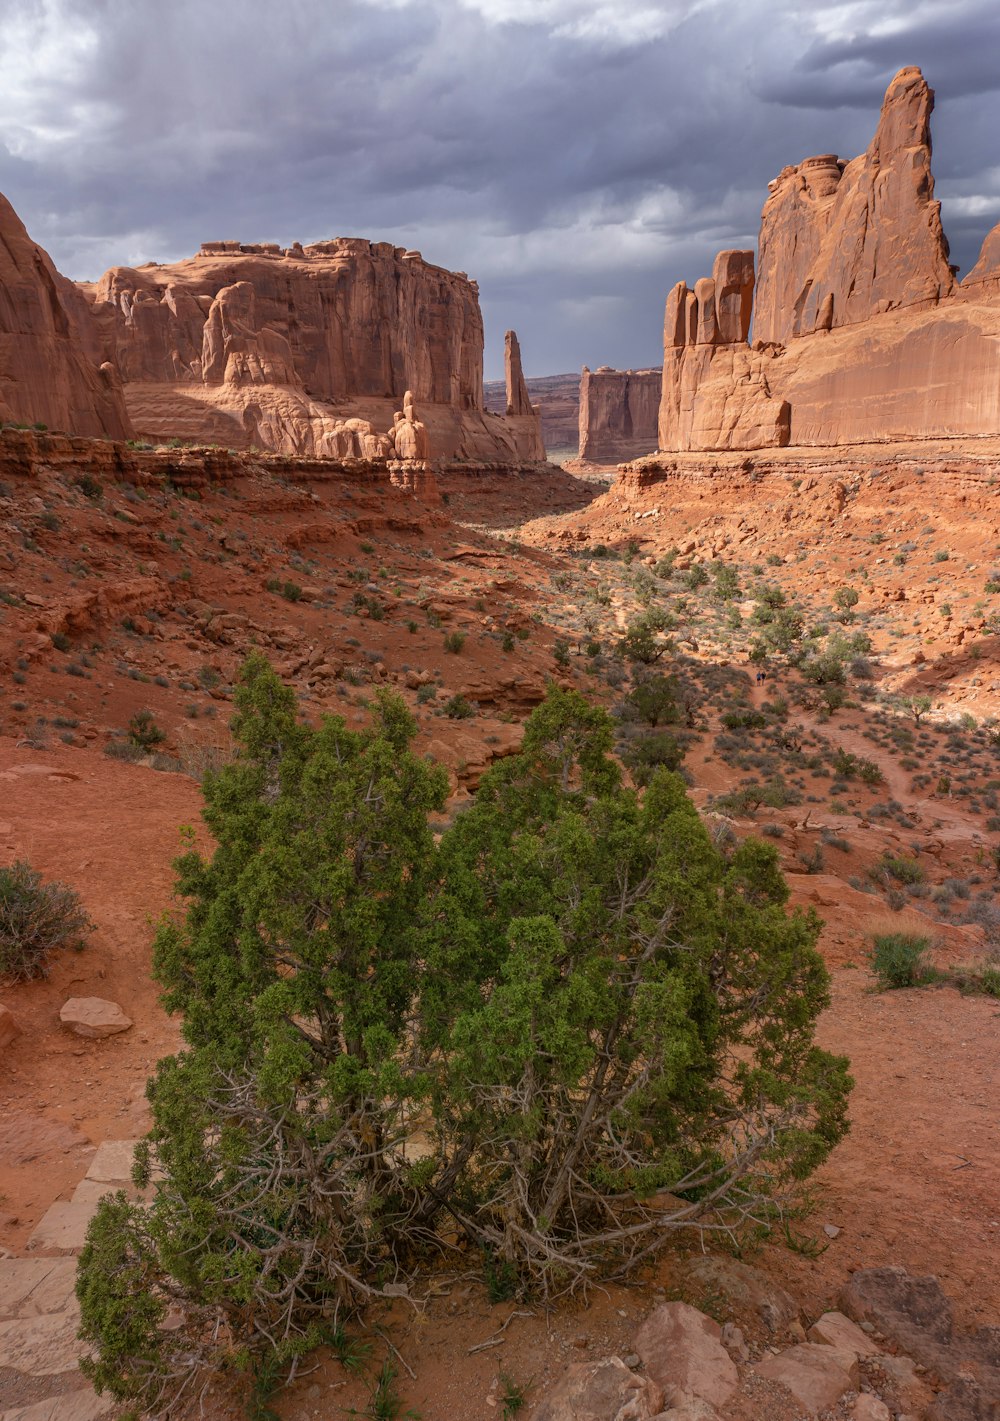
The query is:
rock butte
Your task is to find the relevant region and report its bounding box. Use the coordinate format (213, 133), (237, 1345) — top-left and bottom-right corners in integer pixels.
(0, 206), (545, 467)
(578, 366), (660, 463)
(659, 65), (1000, 453)
(579, 65), (1000, 461)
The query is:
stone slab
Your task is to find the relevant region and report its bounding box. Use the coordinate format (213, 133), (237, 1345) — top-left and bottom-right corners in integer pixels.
(1, 1390), (112, 1421)
(0, 1309), (87, 1376)
(0, 1260), (77, 1321)
(70, 1178), (147, 1208)
(83, 1139), (140, 1185)
(25, 1201), (97, 1255)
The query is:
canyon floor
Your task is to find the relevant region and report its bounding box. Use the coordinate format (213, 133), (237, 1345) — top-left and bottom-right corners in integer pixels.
(1, 433), (999, 1420)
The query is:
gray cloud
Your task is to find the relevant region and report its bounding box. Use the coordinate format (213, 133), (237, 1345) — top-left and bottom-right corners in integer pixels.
(0, 0), (997, 378)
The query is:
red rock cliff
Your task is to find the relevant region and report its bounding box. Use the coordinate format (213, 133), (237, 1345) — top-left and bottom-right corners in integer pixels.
(656, 67), (1000, 453)
(78, 239), (543, 464)
(0, 193), (131, 439)
(754, 67), (955, 346)
(579, 366), (661, 462)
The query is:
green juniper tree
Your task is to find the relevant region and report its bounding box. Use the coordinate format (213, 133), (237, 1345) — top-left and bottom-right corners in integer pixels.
(77, 659), (851, 1418)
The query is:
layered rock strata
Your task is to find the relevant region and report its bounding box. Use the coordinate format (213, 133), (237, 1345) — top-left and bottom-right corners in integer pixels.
(79, 240), (544, 464)
(656, 66), (1000, 453)
(0, 195), (130, 440)
(579, 366), (661, 462)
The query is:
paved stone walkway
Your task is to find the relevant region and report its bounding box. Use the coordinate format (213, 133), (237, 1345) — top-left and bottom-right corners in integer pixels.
(0, 1140), (142, 1421)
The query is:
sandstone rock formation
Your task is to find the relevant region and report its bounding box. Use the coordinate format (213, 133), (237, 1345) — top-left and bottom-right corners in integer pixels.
(656, 66), (1000, 453)
(579, 366), (660, 463)
(658, 250), (789, 452)
(0, 194), (130, 440)
(504, 329), (532, 415)
(78, 239), (545, 465)
(483, 371), (579, 452)
(754, 67), (954, 346)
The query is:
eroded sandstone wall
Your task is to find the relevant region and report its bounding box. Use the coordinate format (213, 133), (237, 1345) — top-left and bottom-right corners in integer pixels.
(655, 66), (1000, 454)
(76, 239), (545, 465)
(579, 366), (661, 462)
(0, 194), (131, 440)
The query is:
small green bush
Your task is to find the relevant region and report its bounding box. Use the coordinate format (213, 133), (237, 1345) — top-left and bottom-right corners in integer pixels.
(443, 631), (466, 654)
(443, 694), (475, 719)
(128, 710), (166, 752)
(0, 861), (93, 980)
(868, 932), (933, 989)
(872, 854), (924, 886)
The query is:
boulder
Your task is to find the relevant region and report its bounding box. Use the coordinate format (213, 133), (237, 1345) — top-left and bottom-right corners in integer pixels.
(0, 1001), (21, 1050)
(633, 1302), (738, 1409)
(808, 1310), (882, 1358)
(927, 1378), (1000, 1421)
(59, 998), (132, 1038)
(676, 1254), (801, 1334)
(531, 1356), (664, 1421)
(755, 1342), (859, 1415)
(850, 1397), (892, 1421)
(840, 1266), (954, 1351)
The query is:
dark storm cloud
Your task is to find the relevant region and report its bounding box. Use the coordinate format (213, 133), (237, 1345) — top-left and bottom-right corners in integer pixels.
(0, 0), (997, 377)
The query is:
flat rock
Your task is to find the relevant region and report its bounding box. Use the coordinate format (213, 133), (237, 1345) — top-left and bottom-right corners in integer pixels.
(58, 998), (132, 1038)
(83, 1138), (140, 1183)
(634, 1302), (738, 1409)
(0, 1260), (78, 1321)
(756, 1342), (859, 1415)
(532, 1356), (664, 1421)
(0, 1308), (87, 1376)
(808, 1310), (882, 1357)
(26, 1200), (96, 1254)
(0, 1389), (113, 1421)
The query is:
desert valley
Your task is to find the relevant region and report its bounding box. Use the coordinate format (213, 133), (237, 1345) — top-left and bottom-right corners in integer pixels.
(0, 52), (999, 1421)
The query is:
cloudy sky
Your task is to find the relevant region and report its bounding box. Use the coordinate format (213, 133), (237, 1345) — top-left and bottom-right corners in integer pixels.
(1, 0), (998, 378)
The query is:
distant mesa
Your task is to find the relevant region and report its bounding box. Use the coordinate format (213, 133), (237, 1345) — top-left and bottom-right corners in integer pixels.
(0, 207), (545, 468)
(584, 65), (1000, 461)
(578, 366), (661, 463)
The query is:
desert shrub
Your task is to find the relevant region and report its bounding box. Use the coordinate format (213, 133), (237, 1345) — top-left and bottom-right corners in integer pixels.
(619, 610), (673, 664)
(443, 693), (475, 719)
(416, 682), (437, 704)
(76, 661), (850, 1417)
(443, 630), (466, 654)
(127, 710), (165, 752)
(104, 739), (145, 764)
(800, 652), (846, 686)
(266, 578), (303, 602)
(621, 729), (686, 785)
(0, 861), (93, 980)
(868, 932), (933, 989)
(711, 563), (741, 601)
(720, 708), (766, 731)
(871, 854), (924, 886)
(624, 674), (680, 727)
